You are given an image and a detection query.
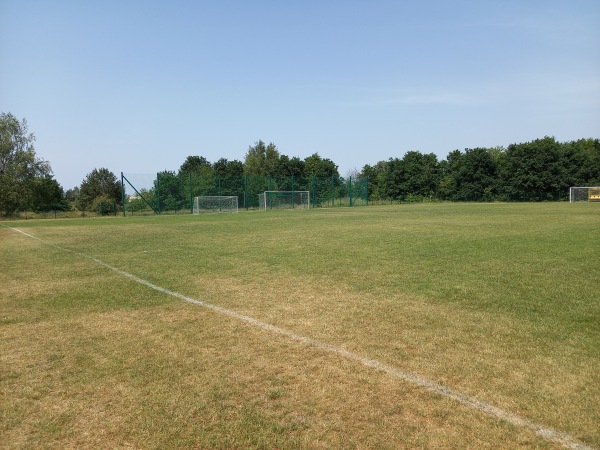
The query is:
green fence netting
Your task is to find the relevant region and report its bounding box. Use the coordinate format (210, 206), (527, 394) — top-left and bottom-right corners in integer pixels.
(121, 173), (369, 215)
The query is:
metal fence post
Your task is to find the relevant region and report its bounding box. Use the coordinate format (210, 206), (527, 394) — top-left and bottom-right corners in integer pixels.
(189, 173), (193, 213)
(156, 173), (161, 214)
(349, 176), (353, 207)
(244, 174), (248, 209)
(121, 172), (126, 216)
(331, 176), (335, 207)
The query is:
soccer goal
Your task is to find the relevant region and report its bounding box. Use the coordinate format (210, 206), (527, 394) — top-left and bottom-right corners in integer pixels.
(569, 187), (600, 203)
(259, 191), (310, 210)
(193, 196), (238, 214)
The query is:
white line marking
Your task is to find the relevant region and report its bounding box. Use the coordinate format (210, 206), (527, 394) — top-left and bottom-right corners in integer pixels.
(5, 225), (595, 450)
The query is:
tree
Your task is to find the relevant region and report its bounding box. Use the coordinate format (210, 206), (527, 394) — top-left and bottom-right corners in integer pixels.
(179, 155), (213, 177)
(383, 151), (439, 201)
(29, 175), (69, 212)
(502, 137), (562, 200)
(275, 155), (305, 177)
(156, 170), (185, 212)
(303, 153), (339, 178)
(209, 158), (245, 198)
(559, 138), (600, 188)
(243, 140), (280, 176)
(361, 161), (387, 201)
(213, 158), (244, 178)
(79, 168), (122, 211)
(65, 186), (80, 202)
(438, 149), (461, 200)
(383, 157), (402, 199)
(589, 139), (600, 185)
(401, 151), (439, 199)
(454, 148), (501, 201)
(0, 113), (51, 215)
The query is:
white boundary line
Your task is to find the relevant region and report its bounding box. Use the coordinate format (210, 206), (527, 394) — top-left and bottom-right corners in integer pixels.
(5, 225), (595, 450)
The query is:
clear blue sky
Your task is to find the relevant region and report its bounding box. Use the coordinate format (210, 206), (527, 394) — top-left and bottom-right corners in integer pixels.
(2, 0), (599, 190)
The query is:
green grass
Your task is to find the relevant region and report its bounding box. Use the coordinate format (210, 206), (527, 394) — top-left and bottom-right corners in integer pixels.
(1, 203), (599, 449)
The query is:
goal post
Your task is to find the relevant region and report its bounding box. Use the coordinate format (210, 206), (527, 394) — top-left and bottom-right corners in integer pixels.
(259, 191), (310, 210)
(193, 196), (238, 214)
(569, 187), (600, 203)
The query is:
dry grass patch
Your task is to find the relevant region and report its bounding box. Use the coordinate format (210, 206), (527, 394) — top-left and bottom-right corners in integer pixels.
(192, 274), (599, 447)
(2, 303), (559, 449)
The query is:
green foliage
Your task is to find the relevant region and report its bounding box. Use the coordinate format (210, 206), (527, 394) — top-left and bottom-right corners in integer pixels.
(90, 195), (117, 216)
(179, 155), (212, 176)
(65, 186), (80, 202)
(361, 161), (387, 201)
(213, 158), (243, 178)
(244, 140), (280, 176)
(155, 170), (188, 211)
(29, 175), (69, 212)
(0, 113), (52, 215)
(452, 148), (500, 201)
(275, 155), (305, 177)
(559, 138), (600, 187)
(502, 137), (563, 200)
(363, 137), (600, 202)
(55, 135), (600, 215)
(400, 151), (439, 199)
(382, 154), (440, 201)
(304, 153), (339, 178)
(79, 168), (122, 211)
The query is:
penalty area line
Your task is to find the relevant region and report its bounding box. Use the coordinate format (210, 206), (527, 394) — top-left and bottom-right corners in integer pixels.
(6, 225), (595, 450)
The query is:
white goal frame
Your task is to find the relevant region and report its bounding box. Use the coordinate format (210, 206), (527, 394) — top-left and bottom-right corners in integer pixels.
(193, 196), (238, 214)
(259, 191), (310, 211)
(569, 186), (600, 203)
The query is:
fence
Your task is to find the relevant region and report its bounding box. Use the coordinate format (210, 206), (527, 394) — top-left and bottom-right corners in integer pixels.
(121, 173), (369, 215)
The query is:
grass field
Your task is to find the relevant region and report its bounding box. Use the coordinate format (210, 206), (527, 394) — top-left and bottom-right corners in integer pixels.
(1, 203), (599, 449)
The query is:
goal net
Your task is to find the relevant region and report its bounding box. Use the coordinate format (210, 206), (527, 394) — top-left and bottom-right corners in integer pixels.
(259, 191), (310, 210)
(193, 196), (238, 214)
(569, 187), (600, 203)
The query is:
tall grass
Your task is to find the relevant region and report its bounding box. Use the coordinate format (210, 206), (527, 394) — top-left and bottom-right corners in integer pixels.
(1, 203), (598, 449)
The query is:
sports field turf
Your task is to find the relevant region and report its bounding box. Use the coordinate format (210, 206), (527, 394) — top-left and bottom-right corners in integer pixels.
(1, 203), (598, 449)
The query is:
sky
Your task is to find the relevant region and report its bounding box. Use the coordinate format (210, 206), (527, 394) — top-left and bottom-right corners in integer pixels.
(1, 0), (599, 190)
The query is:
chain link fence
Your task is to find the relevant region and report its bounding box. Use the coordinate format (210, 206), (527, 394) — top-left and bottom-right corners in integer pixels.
(121, 173), (369, 215)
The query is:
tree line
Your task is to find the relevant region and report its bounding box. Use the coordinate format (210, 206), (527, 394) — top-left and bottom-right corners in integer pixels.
(362, 137), (600, 202)
(2, 112), (599, 216)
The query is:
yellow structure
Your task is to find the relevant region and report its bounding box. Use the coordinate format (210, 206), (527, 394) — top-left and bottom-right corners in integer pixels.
(589, 188), (600, 202)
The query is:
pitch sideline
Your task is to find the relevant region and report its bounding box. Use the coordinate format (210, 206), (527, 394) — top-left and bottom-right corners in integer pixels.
(5, 225), (594, 450)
